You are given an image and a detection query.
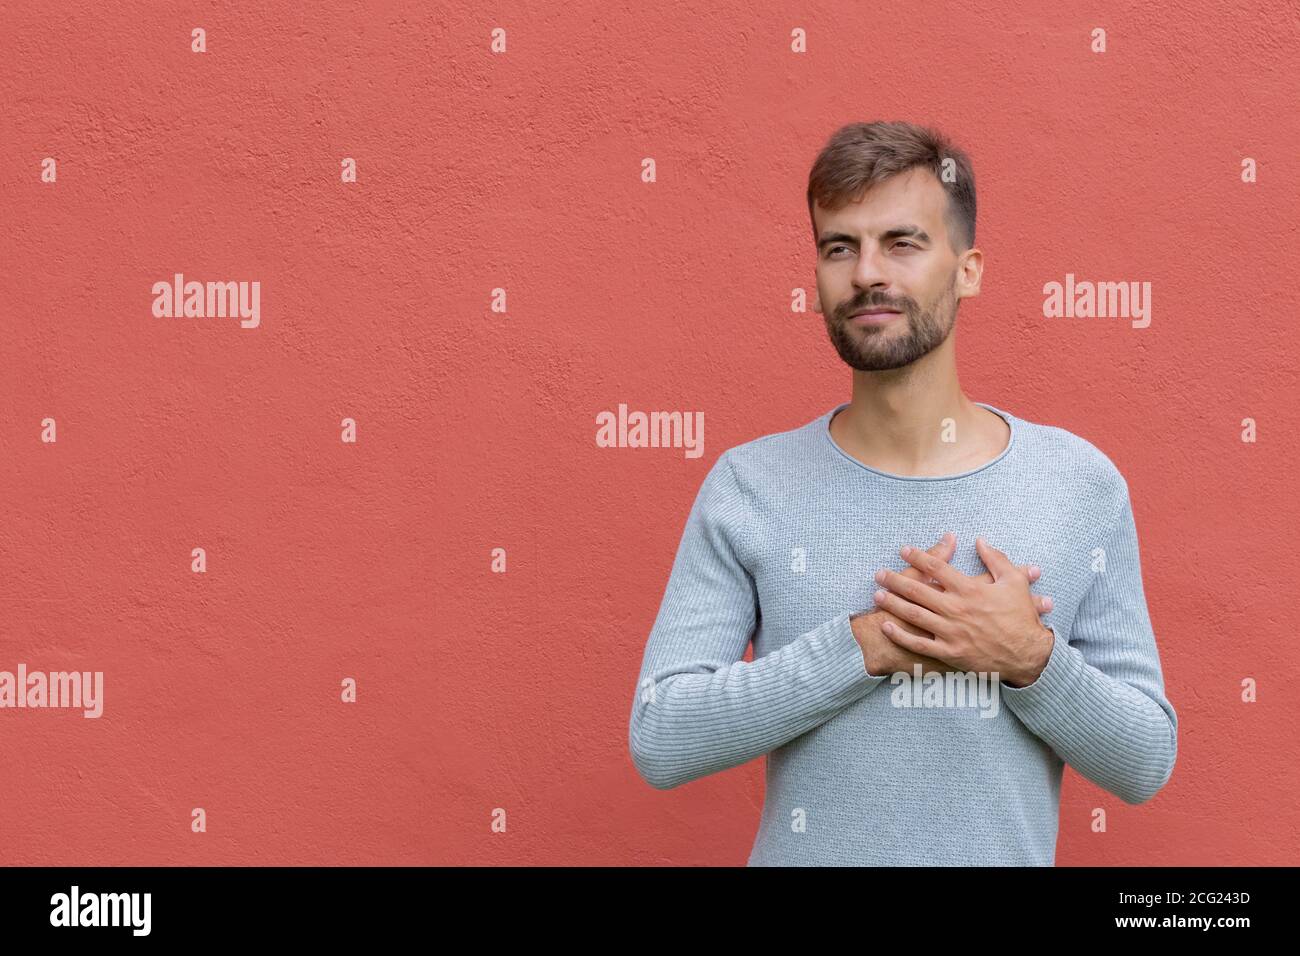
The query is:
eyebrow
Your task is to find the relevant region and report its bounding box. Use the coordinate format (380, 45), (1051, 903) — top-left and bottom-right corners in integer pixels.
(817, 225), (932, 250)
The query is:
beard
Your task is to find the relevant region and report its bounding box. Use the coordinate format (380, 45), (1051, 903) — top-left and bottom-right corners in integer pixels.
(822, 275), (958, 372)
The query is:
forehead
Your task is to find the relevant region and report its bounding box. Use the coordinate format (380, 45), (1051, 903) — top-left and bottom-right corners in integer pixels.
(815, 167), (949, 236)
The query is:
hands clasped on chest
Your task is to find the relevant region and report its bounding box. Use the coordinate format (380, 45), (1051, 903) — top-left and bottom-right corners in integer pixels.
(851, 531), (1056, 688)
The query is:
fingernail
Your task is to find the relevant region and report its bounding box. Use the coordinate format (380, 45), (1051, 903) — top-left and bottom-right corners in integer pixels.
(874, 569), (887, 583)
(1044, 597), (1054, 611)
(900, 545), (913, 557)
(874, 589), (887, 603)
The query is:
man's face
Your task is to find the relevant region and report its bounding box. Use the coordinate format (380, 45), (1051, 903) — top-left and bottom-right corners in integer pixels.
(813, 167), (978, 372)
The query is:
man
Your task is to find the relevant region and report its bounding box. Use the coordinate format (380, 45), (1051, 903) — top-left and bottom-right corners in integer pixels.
(627, 120), (1177, 866)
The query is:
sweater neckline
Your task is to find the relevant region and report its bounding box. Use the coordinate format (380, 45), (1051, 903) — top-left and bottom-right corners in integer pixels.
(821, 401), (1018, 482)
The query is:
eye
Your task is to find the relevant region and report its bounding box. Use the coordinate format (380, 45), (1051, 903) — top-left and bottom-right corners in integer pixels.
(827, 245), (851, 257)
(894, 241), (917, 249)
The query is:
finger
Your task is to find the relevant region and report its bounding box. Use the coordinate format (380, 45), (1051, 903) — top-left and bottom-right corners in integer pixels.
(876, 567), (954, 615)
(936, 531), (956, 558)
(975, 537), (1019, 583)
(879, 617), (956, 663)
(898, 543), (972, 594)
(900, 532), (956, 584)
(1034, 594), (1054, 614)
(887, 615), (936, 639)
(873, 588), (950, 636)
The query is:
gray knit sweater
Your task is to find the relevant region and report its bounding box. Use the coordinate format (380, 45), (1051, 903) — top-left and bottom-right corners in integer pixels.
(628, 401), (1177, 865)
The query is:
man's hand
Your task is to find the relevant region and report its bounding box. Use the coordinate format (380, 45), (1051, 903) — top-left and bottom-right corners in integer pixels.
(871, 535), (1055, 686)
(852, 532), (1052, 679)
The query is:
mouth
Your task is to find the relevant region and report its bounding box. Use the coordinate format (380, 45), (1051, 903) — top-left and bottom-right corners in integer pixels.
(848, 308), (904, 326)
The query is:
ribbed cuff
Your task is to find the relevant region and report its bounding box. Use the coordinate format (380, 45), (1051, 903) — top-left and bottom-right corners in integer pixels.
(826, 612), (891, 695)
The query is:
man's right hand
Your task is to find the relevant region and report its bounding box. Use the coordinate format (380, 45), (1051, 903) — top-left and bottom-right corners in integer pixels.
(849, 532), (1052, 678)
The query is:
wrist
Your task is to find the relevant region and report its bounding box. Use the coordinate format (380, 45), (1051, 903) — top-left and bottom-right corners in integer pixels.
(849, 610), (887, 676)
(1009, 626), (1054, 687)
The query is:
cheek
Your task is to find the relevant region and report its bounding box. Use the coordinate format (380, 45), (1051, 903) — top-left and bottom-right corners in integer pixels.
(815, 270), (844, 311)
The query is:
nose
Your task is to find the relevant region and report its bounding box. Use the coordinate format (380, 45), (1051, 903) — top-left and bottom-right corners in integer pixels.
(851, 243), (892, 295)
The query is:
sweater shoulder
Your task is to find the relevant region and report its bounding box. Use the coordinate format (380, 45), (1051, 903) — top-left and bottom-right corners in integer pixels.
(715, 412), (827, 501)
(1012, 412), (1131, 513)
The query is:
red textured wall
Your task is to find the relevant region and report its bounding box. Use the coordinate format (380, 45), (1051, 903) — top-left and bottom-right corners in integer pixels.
(2, 1), (1297, 866)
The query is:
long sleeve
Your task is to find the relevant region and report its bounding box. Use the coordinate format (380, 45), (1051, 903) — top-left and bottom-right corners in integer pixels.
(999, 481), (1177, 804)
(628, 451), (885, 790)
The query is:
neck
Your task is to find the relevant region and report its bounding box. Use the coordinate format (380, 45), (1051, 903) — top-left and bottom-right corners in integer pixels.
(830, 342), (1000, 476)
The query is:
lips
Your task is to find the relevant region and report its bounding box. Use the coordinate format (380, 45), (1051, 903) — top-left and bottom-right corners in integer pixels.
(847, 307), (904, 327)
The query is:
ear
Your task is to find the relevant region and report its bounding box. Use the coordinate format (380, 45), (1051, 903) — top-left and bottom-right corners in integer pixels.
(955, 248), (983, 301)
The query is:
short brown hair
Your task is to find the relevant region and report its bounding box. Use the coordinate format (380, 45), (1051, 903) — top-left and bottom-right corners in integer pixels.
(806, 121), (976, 253)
